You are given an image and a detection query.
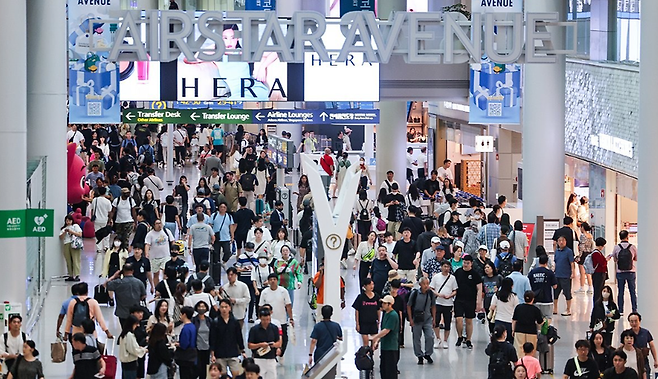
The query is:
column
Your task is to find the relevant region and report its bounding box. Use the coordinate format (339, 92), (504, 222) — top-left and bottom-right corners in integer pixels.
(589, 0), (617, 61)
(378, 0), (406, 17)
(27, 0), (67, 279)
(637, 0), (658, 326)
(522, 0), (566, 242)
(376, 102), (407, 192)
(364, 124), (374, 160)
(0, 1), (27, 306)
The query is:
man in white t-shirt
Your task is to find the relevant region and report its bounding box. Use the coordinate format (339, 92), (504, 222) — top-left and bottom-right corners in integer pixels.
(0, 315), (27, 375)
(110, 188), (137, 248)
(381, 232), (397, 260)
(417, 147), (428, 179)
(173, 125), (188, 166)
(380, 170), (401, 195)
(437, 159), (454, 186)
(185, 279), (218, 314)
(145, 221), (175, 287)
(429, 260), (458, 349)
(67, 124), (85, 149)
(259, 274), (293, 357)
(406, 147), (417, 184)
(91, 187), (113, 253)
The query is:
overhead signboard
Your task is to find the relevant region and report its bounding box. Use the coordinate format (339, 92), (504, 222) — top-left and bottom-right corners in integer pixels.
(122, 108), (379, 124)
(122, 108), (252, 124)
(0, 209), (55, 238)
(252, 109), (380, 124)
(246, 0), (276, 10)
(472, 0), (523, 13)
(340, 0), (375, 16)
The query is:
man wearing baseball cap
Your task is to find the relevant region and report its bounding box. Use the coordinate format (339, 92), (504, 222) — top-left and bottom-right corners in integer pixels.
(472, 245), (494, 278)
(370, 295), (400, 379)
(421, 236), (442, 268)
(422, 244), (445, 280)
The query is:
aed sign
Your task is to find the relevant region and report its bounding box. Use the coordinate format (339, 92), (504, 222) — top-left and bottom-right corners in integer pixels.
(0, 209), (55, 238)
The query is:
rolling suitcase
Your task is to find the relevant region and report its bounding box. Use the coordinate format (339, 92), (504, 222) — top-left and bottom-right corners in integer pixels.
(101, 338), (117, 379)
(94, 284), (110, 305)
(537, 333), (554, 375)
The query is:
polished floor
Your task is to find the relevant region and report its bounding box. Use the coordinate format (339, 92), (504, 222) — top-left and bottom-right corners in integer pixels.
(28, 164), (640, 379)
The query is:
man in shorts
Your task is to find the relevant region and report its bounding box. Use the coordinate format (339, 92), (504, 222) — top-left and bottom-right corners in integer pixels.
(553, 235), (575, 316)
(145, 219), (175, 288)
(452, 255), (482, 350)
(429, 260), (458, 349)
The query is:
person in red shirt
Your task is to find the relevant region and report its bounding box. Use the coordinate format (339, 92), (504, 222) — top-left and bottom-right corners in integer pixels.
(313, 259), (345, 309)
(320, 148), (335, 177)
(591, 237), (608, 304)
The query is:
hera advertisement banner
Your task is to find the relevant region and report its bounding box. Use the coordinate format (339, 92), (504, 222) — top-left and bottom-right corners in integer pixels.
(469, 62), (522, 125)
(67, 0), (121, 124)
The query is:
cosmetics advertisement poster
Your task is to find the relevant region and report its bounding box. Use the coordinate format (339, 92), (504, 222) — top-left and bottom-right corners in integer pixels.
(67, 0), (121, 123)
(176, 17), (288, 102)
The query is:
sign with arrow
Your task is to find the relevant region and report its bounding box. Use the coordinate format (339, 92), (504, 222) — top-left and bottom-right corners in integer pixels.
(122, 109), (252, 124)
(252, 109), (379, 124)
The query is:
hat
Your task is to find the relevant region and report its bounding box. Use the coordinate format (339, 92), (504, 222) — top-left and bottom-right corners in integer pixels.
(478, 245), (488, 251)
(212, 183), (220, 190)
(435, 244), (445, 250)
(121, 187), (130, 193)
(454, 241), (464, 249)
(387, 270), (401, 281)
(381, 295), (395, 304)
(499, 240), (510, 250)
(431, 236), (441, 244)
(258, 251), (268, 259)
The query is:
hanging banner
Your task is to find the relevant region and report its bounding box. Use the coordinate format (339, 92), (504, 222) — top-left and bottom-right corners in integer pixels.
(245, 0), (276, 11)
(340, 0), (376, 16)
(472, 0), (523, 13)
(469, 62), (522, 124)
(67, 0), (121, 124)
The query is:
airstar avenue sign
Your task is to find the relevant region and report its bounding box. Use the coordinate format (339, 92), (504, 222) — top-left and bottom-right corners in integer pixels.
(91, 10), (574, 65)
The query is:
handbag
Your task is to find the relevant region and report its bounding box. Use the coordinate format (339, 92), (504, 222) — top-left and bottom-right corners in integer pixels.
(411, 289), (431, 324)
(71, 234), (84, 250)
(51, 338), (67, 363)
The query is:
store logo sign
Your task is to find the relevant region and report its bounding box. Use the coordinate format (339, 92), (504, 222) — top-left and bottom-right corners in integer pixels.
(590, 134), (634, 158)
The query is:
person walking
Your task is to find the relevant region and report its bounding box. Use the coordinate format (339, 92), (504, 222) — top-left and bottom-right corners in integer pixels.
(354, 231), (378, 289)
(211, 299), (245, 377)
(485, 325), (518, 379)
(490, 277), (519, 343)
(220, 268), (251, 328)
(248, 308), (280, 379)
(563, 340), (600, 379)
(408, 277), (436, 365)
(308, 305), (343, 378)
(188, 213), (215, 269)
(258, 274), (293, 357)
(371, 295), (400, 379)
(6, 340), (44, 379)
(353, 278), (381, 347)
(626, 312), (658, 378)
(511, 291), (545, 358)
(174, 307), (197, 379)
(146, 323), (173, 379)
(602, 350), (639, 379)
(105, 264), (147, 327)
(590, 285), (620, 347)
(453, 255), (483, 350)
(610, 230), (638, 315)
(118, 315), (148, 379)
(430, 260), (458, 349)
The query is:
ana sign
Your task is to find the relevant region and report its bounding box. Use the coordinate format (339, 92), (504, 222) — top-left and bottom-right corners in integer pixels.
(94, 10), (574, 65)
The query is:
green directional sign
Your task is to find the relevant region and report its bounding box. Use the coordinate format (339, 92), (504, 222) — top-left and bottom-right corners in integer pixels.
(0, 210), (26, 238)
(122, 109), (252, 124)
(0, 209), (55, 238)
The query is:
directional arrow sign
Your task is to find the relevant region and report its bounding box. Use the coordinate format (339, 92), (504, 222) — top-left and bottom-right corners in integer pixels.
(122, 109), (252, 124)
(252, 109), (380, 124)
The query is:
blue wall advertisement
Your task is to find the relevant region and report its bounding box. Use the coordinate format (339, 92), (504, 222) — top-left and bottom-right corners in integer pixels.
(67, 0), (121, 124)
(469, 62), (522, 125)
(340, 0), (376, 16)
(245, 0), (276, 10)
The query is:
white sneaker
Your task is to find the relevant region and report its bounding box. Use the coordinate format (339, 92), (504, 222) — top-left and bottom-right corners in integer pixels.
(576, 288), (586, 293)
(443, 343), (449, 349)
(587, 287), (593, 293)
(434, 340), (441, 349)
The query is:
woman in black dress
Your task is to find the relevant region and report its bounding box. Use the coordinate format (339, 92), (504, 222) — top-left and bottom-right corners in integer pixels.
(352, 278), (381, 347)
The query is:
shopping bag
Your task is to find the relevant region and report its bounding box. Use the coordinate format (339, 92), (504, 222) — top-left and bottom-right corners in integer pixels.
(51, 338), (67, 363)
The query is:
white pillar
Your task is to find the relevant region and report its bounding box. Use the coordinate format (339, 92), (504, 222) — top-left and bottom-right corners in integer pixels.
(376, 102), (407, 192)
(0, 1), (27, 306)
(637, 0), (658, 326)
(277, 0), (302, 17)
(166, 125), (174, 186)
(522, 0), (566, 230)
(27, 0), (67, 279)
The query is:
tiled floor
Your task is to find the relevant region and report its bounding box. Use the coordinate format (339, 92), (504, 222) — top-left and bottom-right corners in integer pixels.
(29, 164), (640, 379)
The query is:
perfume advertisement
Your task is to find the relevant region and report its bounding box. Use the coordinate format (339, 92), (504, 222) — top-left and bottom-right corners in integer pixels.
(67, 0), (121, 123)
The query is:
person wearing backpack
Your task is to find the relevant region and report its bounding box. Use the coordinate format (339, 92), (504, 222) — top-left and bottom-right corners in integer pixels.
(485, 324), (518, 379)
(494, 241), (517, 278)
(0, 315), (27, 374)
(64, 282), (113, 340)
(239, 169), (258, 213)
(610, 230), (638, 315)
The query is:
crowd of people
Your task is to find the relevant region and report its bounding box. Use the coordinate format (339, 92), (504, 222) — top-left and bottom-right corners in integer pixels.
(3, 123), (647, 379)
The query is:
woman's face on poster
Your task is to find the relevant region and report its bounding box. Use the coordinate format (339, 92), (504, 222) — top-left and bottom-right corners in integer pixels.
(223, 28), (238, 49)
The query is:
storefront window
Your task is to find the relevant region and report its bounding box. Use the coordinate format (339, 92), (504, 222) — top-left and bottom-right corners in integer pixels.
(567, 0), (591, 58)
(617, 0), (641, 62)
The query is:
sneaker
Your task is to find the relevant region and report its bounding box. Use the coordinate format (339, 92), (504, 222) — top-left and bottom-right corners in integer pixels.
(417, 357), (424, 365)
(465, 340), (473, 350)
(434, 340), (441, 349)
(576, 288), (586, 293)
(455, 337), (463, 347)
(248, 319), (254, 323)
(587, 288), (593, 293)
(443, 343), (449, 350)
(424, 355), (433, 364)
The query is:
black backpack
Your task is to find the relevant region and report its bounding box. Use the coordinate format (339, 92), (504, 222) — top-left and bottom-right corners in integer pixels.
(354, 346), (374, 371)
(617, 243), (633, 271)
(497, 253), (514, 277)
(359, 200), (370, 221)
(489, 347), (511, 377)
(240, 173), (255, 192)
(72, 297), (91, 327)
